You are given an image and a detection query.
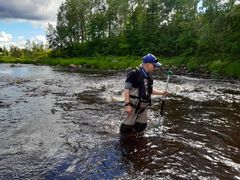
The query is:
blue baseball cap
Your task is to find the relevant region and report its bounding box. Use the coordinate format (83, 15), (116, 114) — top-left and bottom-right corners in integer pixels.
(142, 53), (162, 68)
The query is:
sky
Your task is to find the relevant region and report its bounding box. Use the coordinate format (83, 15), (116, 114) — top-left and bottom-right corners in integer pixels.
(0, 0), (65, 49)
(1, 0), (239, 50)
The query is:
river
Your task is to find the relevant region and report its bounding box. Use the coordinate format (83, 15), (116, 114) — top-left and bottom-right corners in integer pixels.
(0, 64), (239, 179)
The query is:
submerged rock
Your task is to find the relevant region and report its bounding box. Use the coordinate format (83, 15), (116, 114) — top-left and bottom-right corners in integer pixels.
(10, 64), (21, 67)
(69, 64), (78, 69)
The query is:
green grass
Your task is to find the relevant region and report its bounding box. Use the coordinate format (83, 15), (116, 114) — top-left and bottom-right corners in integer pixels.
(0, 56), (32, 64)
(208, 60), (227, 75)
(187, 58), (200, 71)
(206, 60), (240, 78)
(224, 62), (240, 78)
(0, 56), (141, 70)
(36, 56), (141, 70)
(0, 55), (239, 78)
(160, 56), (188, 66)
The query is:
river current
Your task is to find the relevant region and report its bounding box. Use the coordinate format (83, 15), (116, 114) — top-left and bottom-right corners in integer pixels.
(0, 64), (239, 179)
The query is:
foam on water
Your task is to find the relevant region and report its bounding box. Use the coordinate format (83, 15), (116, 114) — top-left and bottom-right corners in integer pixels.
(0, 64), (239, 179)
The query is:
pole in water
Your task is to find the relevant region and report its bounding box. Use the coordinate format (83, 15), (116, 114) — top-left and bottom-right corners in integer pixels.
(158, 70), (173, 125)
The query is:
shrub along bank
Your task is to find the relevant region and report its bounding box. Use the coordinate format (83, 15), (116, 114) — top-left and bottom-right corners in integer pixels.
(0, 55), (239, 79)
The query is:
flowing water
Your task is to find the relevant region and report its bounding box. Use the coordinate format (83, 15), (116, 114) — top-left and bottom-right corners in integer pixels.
(0, 64), (239, 179)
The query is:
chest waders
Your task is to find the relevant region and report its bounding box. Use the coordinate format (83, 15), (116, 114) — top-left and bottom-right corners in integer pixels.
(130, 68), (153, 114)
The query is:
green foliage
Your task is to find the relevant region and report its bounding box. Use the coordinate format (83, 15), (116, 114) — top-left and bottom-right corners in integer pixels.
(163, 56), (188, 66)
(10, 46), (23, 58)
(207, 60), (240, 78)
(1, 0), (240, 78)
(224, 62), (240, 77)
(45, 0), (240, 63)
(187, 61), (199, 71)
(208, 60), (227, 74)
(36, 56), (140, 70)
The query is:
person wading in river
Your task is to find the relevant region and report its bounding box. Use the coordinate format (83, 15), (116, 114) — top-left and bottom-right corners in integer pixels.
(120, 53), (169, 136)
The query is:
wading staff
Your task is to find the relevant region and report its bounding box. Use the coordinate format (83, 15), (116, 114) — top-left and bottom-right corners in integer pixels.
(158, 70), (173, 125)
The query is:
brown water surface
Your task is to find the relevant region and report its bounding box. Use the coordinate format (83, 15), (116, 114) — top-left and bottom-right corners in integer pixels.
(0, 64), (239, 179)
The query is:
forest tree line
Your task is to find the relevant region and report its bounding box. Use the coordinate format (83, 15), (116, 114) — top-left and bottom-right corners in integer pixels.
(46, 0), (240, 60)
(0, 40), (49, 59)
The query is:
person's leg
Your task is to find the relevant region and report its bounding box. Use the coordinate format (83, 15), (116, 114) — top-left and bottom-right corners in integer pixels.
(119, 112), (138, 144)
(120, 124), (134, 133)
(133, 122), (147, 132)
(134, 109), (148, 133)
(120, 107), (137, 134)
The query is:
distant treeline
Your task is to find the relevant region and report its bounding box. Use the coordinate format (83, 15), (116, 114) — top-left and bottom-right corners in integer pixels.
(46, 0), (240, 59)
(0, 40), (49, 59)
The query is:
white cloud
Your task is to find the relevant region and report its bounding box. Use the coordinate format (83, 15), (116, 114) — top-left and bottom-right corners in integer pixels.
(0, 31), (12, 43)
(0, 31), (47, 50)
(0, 0), (63, 49)
(18, 36), (24, 40)
(0, 0), (65, 23)
(30, 35), (47, 45)
(17, 40), (27, 49)
(14, 35), (48, 49)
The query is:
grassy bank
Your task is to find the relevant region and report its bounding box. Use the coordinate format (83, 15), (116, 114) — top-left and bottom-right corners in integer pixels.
(0, 55), (239, 78)
(0, 56), (140, 70)
(161, 56), (240, 78)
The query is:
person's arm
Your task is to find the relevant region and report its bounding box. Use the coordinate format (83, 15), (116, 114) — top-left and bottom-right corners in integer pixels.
(152, 89), (169, 96)
(124, 89), (132, 114)
(124, 71), (136, 114)
(124, 89), (130, 104)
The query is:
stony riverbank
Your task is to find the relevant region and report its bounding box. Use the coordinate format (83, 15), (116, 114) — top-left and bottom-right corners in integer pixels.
(1, 55), (239, 79)
(63, 63), (233, 80)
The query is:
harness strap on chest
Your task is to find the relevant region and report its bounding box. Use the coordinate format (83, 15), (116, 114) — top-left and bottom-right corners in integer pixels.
(131, 68), (153, 113)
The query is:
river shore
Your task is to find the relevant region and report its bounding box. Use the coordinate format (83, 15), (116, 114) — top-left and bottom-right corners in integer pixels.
(0, 56), (239, 79)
